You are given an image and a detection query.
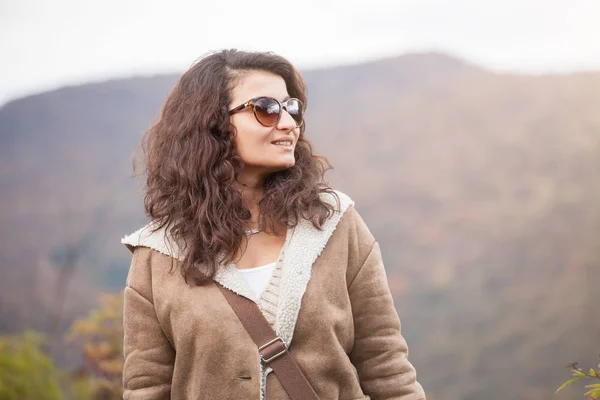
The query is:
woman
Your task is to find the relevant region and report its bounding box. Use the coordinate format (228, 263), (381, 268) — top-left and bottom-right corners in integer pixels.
(121, 49), (425, 400)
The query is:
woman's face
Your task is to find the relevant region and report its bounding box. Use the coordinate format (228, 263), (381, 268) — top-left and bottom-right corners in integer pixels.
(228, 70), (300, 179)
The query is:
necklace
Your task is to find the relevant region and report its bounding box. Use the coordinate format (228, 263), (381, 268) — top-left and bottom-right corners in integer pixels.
(245, 227), (262, 236)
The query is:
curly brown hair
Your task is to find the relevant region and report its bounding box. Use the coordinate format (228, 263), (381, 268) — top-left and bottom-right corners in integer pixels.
(137, 49), (338, 285)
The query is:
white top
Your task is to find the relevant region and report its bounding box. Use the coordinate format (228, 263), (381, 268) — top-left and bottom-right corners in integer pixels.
(234, 261), (277, 297)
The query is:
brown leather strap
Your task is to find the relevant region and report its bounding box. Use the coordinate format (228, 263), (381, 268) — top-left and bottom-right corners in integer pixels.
(216, 283), (320, 400)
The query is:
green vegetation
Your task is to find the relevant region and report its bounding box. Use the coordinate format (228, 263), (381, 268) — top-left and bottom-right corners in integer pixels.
(66, 292), (124, 400)
(557, 359), (600, 399)
(0, 293), (124, 400)
(0, 331), (62, 400)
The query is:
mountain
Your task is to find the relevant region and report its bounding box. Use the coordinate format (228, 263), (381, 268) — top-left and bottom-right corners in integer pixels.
(1, 51), (598, 400)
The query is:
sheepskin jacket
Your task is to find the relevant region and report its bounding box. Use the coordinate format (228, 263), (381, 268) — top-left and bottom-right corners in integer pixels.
(121, 190), (426, 400)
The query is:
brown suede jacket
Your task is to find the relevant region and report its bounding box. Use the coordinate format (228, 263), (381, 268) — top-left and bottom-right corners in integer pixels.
(121, 190), (426, 400)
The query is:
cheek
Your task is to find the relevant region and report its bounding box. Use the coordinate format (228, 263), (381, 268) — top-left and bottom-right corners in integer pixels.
(234, 128), (270, 159)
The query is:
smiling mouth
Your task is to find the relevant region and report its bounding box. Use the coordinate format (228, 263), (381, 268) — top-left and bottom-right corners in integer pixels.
(272, 140), (293, 146)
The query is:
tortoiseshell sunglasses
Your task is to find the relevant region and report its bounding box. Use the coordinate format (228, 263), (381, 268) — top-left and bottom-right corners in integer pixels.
(228, 96), (304, 128)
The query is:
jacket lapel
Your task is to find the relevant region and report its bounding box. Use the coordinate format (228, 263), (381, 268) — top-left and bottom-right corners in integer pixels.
(121, 224), (259, 301)
(275, 190), (353, 346)
(121, 221), (183, 259)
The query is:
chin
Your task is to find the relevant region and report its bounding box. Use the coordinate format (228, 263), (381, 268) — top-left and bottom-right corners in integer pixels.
(270, 159), (295, 172)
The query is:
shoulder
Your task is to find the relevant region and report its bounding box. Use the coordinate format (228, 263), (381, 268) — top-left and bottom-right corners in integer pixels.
(320, 189), (371, 233)
(319, 189), (376, 255)
(121, 221), (184, 261)
(318, 189), (354, 213)
(313, 189), (360, 236)
(315, 190), (377, 280)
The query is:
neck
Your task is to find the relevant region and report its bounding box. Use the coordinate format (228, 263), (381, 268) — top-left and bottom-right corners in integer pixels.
(235, 170), (266, 223)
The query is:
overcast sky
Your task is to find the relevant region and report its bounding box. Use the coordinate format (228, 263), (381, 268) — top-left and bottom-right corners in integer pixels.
(1, 0), (599, 106)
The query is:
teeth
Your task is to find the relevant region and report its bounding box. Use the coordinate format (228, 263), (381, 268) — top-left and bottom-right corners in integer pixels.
(273, 141), (292, 146)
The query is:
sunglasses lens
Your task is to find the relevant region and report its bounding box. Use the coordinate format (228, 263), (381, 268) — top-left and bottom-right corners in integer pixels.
(285, 98), (304, 127)
(253, 97), (280, 126)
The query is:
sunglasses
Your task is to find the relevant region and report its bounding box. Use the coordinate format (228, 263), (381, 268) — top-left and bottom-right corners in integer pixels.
(229, 96), (304, 128)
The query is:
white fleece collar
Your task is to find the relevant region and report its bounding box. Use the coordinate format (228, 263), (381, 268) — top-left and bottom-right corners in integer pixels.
(121, 189), (354, 347)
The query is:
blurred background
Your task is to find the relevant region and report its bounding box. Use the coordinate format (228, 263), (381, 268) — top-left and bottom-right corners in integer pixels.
(1, 0), (599, 399)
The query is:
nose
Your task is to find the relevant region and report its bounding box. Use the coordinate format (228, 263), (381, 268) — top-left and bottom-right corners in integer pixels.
(277, 109), (298, 131)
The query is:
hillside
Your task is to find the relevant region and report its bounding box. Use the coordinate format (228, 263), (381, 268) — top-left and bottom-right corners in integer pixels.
(0, 51), (598, 399)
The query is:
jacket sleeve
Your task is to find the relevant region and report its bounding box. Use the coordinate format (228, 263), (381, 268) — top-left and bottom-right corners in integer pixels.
(122, 247), (175, 400)
(348, 241), (426, 400)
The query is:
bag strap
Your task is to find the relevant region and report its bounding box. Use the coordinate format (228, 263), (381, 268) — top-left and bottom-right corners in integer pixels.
(216, 282), (320, 400)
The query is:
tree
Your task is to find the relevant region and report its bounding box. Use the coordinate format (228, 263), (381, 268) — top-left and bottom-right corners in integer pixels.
(557, 359), (600, 399)
(0, 331), (63, 400)
(65, 292), (124, 400)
